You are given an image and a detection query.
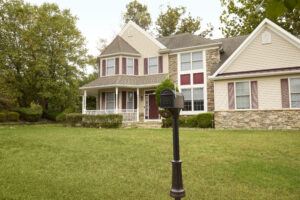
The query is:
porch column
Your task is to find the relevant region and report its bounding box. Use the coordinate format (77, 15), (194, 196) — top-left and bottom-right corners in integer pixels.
(136, 88), (139, 122)
(115, 87), (119, 113)
(82, 90), (87, 114)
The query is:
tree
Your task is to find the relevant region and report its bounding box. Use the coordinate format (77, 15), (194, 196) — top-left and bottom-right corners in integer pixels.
(123, 0), (151, 30)
(220, 0), (300, 37)
(0, 0), (89, 112)
(156, 5), (213, 37)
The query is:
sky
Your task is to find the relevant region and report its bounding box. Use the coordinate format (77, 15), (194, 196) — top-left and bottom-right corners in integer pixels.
(27, 0), (224, 57)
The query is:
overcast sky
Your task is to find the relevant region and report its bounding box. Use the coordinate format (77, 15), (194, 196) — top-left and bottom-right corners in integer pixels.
(27, 0), (223, 56)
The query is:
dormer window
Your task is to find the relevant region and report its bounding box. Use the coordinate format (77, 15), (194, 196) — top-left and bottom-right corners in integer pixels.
(149, 57), (158, 74)
(107, 58), (115, 76)
(127, 58), (134, 75)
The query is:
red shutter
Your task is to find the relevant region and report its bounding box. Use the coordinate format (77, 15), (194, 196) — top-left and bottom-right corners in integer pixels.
(193, 73), (204, 84)
(122, 91), (126, 109)
(144, 58), (148, 75)
(134, 92), (137, 109)
(228, 82), (235, 109)
(115, 58), (119, 74)
(281, 79), (290, 108)
(102, 60), (106, 76)
(101, 92), (106, 110)
(180, 74), (190, 85)
(134, 59), (138, 75)
(122, 57), (126, 74)
(251, 81), (258, 109)
(158, 56), (163, 73)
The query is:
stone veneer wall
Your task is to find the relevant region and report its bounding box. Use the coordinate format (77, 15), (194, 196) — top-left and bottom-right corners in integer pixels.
(206, 49), (220, 112)
(168, 54), (178, 84)
(215, 110), (300, 130)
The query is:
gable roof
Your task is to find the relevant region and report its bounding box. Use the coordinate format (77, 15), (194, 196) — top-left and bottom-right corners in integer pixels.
(157, 33), (218, 50)
(100, 36), (140, 57)
(211, 18), (300, 78)
(119, 21), (167, 49)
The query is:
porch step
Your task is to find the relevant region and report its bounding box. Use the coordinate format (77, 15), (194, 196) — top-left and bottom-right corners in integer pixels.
(123, 121), (162, 129)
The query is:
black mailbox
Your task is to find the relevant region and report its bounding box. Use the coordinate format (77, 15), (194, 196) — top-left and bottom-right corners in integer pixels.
(160, 89), (184, 109)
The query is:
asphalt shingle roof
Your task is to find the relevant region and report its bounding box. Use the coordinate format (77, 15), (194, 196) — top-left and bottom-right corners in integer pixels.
(100, 36), (140, 56)
(81, 74), (168, 89)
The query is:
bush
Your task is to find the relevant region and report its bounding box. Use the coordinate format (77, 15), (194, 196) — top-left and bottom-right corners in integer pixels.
(162, 113), (214, 128)
(56, 112), (66, 122)
(17, 103), (43, 122)
(43, 110), (61, 121)
(155, 79), (176, 107)
(6, 112), (19, 121)
(82, 114), (123, 128)
(0, 112), (6, 122)
(66, 113), (83, 126)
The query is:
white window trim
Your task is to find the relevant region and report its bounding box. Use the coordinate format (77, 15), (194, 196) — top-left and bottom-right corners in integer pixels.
(178, 50), (207, 115)
(106, 57), (116, 76)
(289, 77), (300, 109)
(148, 57), (159, 75)
(126, 57), (134, 75)
(234, 81), (252, 110)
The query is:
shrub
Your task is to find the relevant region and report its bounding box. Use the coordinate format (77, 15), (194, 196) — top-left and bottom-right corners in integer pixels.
(0, 112), (6, 122)
(43, 110), (61, 121)
(6, 112), (19, 121)
(194, 113), (214, 128)
(82, 114), (123, 128)
(155, 78), (176, 107)
(17, 102), (43, 122)
(66, 113), (83, 126)
(162, 113), (214, 128)
(56, 112), (66, 122)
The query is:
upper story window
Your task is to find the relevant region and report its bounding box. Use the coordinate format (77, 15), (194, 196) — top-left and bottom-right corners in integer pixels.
(235, 81), (250, 109)
(180, 51), (203, 71)
(127, 58), (134, 75)
(149, 57), (158, 74)
(107, 58), (115, 76)
(290, 78), (300, 108)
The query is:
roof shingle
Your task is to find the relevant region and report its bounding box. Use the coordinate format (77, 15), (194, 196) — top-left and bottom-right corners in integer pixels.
(100, 36), (140, 56)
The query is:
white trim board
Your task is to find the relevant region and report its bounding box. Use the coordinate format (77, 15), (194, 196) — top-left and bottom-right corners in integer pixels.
(212, 18), (300, 78)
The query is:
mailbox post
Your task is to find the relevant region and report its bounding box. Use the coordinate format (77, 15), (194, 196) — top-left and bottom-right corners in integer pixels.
(160, 89), (185, 200)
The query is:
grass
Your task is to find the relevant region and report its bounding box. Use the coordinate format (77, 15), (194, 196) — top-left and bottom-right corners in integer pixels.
(0, 125), (299, 200)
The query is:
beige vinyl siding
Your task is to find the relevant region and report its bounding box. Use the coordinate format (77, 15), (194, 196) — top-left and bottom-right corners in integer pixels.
(214, 74), (300, 111)
(223, 27), (300, 73)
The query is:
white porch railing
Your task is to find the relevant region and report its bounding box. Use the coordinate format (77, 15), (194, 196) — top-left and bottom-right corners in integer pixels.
(84, 109), (138, 122)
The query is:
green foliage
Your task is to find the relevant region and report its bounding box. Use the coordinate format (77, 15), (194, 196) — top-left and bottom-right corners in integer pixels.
(65, 113), (83, 126)
(17, 103), (43, 122)
(0, 0), (89, 111)
(162, 113), (214, 128)
(6, 112), (20, 122)
(43, 110), (61, 121)
(155, 79), (176, 107)
(82, 115), (123, 128)
(220, 0), (300, 37)
(56, 112), (66, 122)
(123, 0), (151, 30)
(0, 112), (6, 122)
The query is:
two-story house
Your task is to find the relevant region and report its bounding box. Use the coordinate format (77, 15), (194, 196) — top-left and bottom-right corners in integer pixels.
(80, 19), (300, 129)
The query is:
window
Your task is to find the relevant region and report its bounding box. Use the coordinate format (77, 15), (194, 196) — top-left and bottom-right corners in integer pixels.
(182, 89), (192, 111)
(148, 57), (158, 74)
(180, 51), (203, 71)
(127, 92), (134, 109)
(290, 78), (300, 108)
(193, 88), (204, 111)
(127, 58), (134, 75)
(107, 58), (115, 76)
(106, 92), (115, 110)
(235, 82), (250, 109)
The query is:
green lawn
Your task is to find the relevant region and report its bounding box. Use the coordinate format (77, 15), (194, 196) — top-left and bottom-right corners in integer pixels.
(0, 125), (299, 200)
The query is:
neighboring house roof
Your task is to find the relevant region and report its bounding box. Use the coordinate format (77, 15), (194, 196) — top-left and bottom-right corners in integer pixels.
(211, 18), (300, 79)
(157, 33), (219, 51)
(100, 36), (140, 57)
(80, 74), (168, 89)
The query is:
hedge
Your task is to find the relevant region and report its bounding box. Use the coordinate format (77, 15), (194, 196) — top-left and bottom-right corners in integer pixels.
(17, 103), (43, 122)
(43, 110), (61, 121)
(6, 112), (19, 121)
(0, 112), (5, 122)
(65, 113), (83, 126)
(82, 114), (123, 128)
(56, 112), (66, 122)
(162, 113), (214, 128)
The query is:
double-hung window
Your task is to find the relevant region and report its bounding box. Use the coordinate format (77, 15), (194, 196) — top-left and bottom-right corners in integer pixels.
(149, 57), (158, 74)
(127, 58), (134, 75)
(181, 88), (204, 111)
(182, 89), (192, 111)
(127, 92), (134, 110)
(106, 92), (115, 110)
(193, 88), (204, 111)
(290, 78), (300, 108)
(107, 58), (115, 76)
(235, 82), (250, 109)
(192, 52), (203, 70)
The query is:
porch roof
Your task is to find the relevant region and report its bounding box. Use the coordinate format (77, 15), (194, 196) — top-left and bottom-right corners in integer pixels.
(80, 73), (168, 89)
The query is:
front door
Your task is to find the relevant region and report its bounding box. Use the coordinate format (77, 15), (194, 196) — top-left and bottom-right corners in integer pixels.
(148, 94), (159, 119)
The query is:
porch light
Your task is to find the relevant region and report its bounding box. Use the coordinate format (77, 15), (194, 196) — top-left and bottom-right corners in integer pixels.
(160, 89), (185, 200)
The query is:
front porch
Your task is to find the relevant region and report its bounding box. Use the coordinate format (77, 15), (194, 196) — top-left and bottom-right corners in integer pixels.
(81, 87), (160, 122)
